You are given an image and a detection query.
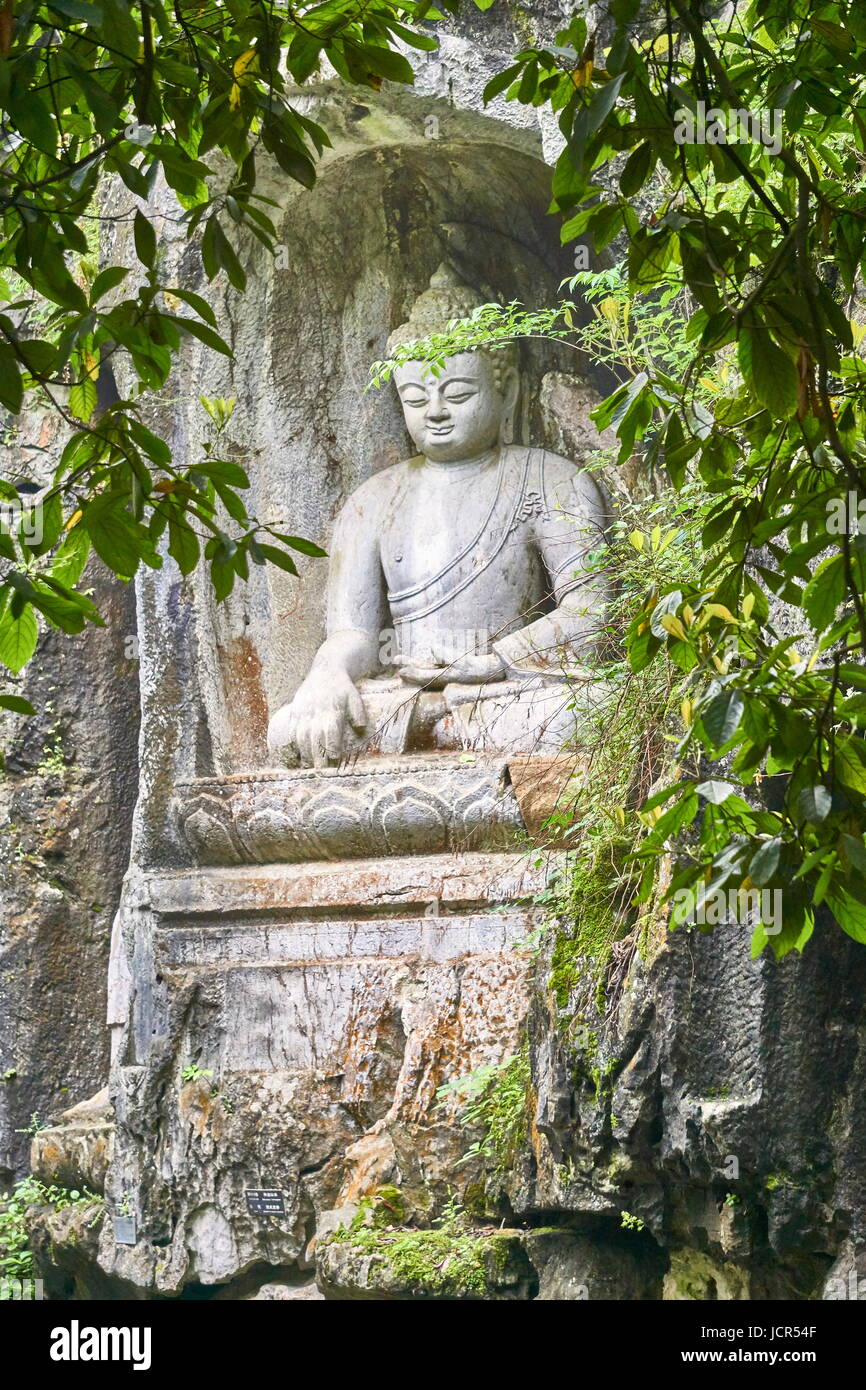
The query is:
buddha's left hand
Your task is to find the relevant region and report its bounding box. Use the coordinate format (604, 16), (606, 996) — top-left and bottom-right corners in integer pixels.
(395, 652), (507, 688)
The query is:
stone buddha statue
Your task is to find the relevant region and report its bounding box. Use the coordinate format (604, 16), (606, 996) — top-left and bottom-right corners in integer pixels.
(268, 264), (611, 768)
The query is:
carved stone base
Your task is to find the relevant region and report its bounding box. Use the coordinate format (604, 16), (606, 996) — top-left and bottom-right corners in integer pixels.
(100, 849), (546, 1292)
(172, 749), (584, 867)
(100, 726), (580, 1294)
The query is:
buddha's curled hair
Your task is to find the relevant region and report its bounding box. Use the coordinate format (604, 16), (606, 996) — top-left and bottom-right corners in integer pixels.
(387, 261), (519, 388)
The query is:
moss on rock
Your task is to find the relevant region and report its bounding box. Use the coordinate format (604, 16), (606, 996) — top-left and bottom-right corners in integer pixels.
(663, 1249), (751, 1301)
(319, 1222), (536, 1300)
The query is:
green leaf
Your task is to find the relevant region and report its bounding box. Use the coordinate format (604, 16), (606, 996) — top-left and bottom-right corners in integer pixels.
(753, 908), (814, 960)
(17, 339), (56, 378)
(649, 789), (699, 840)
(840, 833), (866, 874)
(164, 287), (217, 329)
(750, 837), (782, 885)
(265, 142), (317, 190)
(50, 526), (91, 587)
(90, 267), (129, 304)
(380, 20), (439, 51)
(696, 779), (736, 804)
(33, 260), (89, 313)
(201, 217), (246, 291)
(196, 458), (248, 488)
(210, 555), (236, 601)
(0, 694), (35, 715)
(838, 664), (866, 690)
(213, 483), (247, 524)
(82, 496), (144, 579)
(39, 576), (102, 625)
(267, 532), (327, 558)
(797, 785), (832, 824)
(826, 889), (866, 944)
(21, 580), (89, 634)
(584, 71), (625, 138)
(69, 378), (97, 423)
(201, 216), (220, 281)
(0, 345), (24, 413)
(258, 543), (299, 576)
(650, 589), (684, 639)
(703, 689), (744, 745)
(737, 328), (798, 417)
(0, 601), (38, 674)
(176, 318), (232, 357)
(628, 625), (663, 672)
(14, 96), (56, 155)
(134, 211), (157, 270)
(127, 418), (171, 467)
(803, 556), (845, 632)
(620, 141), (655, 198)
(353, 43), (415, 85)
(482, 62), (524, 103)
(48, 0), (102, 20)
(837, 738), (866, 795)
(591, 204), (625, 252)
(167, 514), (200, 576)
(24, 492), (63, 557)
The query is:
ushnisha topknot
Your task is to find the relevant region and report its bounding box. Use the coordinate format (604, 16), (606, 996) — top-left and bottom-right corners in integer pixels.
(387, 262), (519, 387)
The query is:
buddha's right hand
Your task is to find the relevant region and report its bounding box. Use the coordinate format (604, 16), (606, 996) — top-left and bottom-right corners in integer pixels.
(267, 667), (367, 768)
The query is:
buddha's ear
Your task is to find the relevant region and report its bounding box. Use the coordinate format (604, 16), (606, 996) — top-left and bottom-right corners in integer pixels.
(499, 366), (519, 444)
(500, 365), (519, 412)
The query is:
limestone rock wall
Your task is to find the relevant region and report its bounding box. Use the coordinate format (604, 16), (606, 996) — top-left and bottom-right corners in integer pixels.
(0, 555), (139, 1186)
(516, 918), (866, 1300)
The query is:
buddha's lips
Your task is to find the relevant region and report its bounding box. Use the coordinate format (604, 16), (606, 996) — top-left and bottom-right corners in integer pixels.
(427, 425), (454, 436)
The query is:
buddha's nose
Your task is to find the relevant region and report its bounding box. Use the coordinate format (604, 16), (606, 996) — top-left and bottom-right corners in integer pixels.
(426, 396), (450, 421)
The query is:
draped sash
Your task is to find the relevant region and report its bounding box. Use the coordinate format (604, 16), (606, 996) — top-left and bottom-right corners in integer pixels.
(387, 447), (538, 629)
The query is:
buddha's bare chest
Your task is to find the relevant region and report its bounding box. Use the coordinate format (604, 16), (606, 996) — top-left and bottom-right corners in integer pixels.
(381, 485), (491, 581)
(378, 466), (544, 614)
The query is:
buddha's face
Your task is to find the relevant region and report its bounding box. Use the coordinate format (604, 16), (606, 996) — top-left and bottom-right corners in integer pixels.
(394, 352), (516, 463)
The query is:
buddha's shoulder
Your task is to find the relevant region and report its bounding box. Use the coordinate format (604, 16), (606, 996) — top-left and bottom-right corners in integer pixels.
(504, 444), (582, 479)
(506, 445), (610, 517)
(343, 456), (423, 509)
(502, 444), (591, 489)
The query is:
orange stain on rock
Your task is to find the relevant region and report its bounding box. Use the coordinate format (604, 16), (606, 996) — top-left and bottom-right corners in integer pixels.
(221, 635), (269, 765)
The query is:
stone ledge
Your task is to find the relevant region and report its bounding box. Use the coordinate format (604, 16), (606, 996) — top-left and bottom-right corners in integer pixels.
(315, 1226), (665, 1300)
(158, 914), (533, 967)
(317, 1227), (537, 1300)
(173, 756), (524, 865)
(31, 1118), (114, 1195)
(144, 850), (550, 918)
(170, 754), (578, 867)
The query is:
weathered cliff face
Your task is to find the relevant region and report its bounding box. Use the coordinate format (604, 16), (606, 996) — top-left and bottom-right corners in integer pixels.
(0, 547), (139, 1189)
(516, 917), (866, 1301)
(12, 1), (866, 1303)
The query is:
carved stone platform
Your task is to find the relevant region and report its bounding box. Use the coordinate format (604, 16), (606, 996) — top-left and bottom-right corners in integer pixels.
(100, 849), (547, 1290)
(127, 851), (543, 1075)
(172, 753), (576, 866)
(99, 747), (578, 1292)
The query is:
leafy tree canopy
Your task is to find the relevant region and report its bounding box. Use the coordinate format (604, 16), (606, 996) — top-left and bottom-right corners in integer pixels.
(373, 0), (866, 956)
(3, 0), (866, 957)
